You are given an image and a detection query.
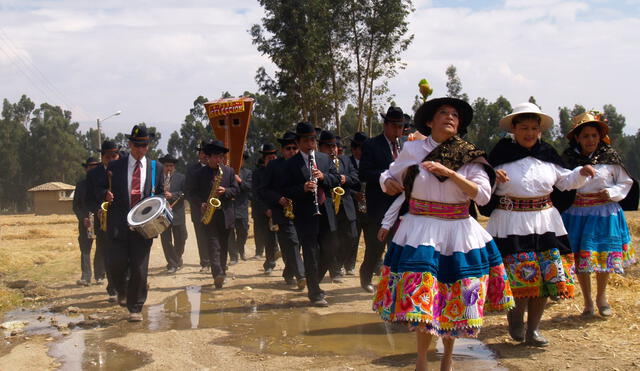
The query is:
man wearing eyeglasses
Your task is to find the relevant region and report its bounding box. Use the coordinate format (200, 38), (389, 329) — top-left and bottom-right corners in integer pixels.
(259, 131), (306, 290)
(97, 125), (164, 322)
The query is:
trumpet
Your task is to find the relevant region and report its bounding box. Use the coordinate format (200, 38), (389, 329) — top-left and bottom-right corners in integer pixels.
(201, 167), (223, 225)
(99, 171), (113, 232)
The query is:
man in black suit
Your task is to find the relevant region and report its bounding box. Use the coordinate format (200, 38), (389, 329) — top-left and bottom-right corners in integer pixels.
(345, 132), (368, 275)
(278, 122), (340, 307)
(192, 140), (239, 288)
(259, 131), (306, 290)
(251, 144), (279, 274)
(98, 125), (164, 322)
(318, 131), (360, 282)
(85, 140), (120, 301)
(229, 152), (252, 264)
(358, 107), (404, 293)
(159, 155), (187, 274)
(73, 157), (100, 286)
(185, 140), (211, 273)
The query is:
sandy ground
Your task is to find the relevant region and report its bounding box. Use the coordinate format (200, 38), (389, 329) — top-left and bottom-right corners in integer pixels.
(1, 213), (640, 370)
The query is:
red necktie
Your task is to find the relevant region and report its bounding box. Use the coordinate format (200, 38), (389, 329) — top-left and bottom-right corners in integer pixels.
(392, 141), (398, 160)
(131, 160), (141, 207)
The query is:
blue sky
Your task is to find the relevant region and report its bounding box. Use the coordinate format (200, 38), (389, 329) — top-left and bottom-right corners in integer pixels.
(0, 0), (639, 150)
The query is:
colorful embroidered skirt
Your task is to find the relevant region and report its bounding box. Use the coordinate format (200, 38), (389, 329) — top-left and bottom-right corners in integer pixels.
(373, 239), (514, 338)
(562, 202), (635, 274)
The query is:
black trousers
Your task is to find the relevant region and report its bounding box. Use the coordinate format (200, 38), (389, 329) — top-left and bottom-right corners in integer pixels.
(334, 208), (356, 275)
(78, 221), (106, 282)
(359, 218), (388, 286)
(160, 223), (187, 269)
(228, 217), (248, 261)
(278, 220), (305, 281)
(191, 218), (210, 267)
(204, 212), (231, 278)
(95, 226), (116, 296)
(108, 230), (152, 313)
(295, 213), (334, 301)
(344, 214), (364, 271)
(254, 214), (278, 270)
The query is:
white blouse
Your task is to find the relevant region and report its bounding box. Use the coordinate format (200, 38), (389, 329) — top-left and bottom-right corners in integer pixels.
(576, 163), (632, 202)
(493, 157), (587, 197)
(380, 136), (492, 205)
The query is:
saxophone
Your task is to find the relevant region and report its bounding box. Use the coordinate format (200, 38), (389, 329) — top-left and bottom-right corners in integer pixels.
(201, 166), (223, 225)
(331, 155), (345, 215)
(284, 199), (295, 220)
(99, 170), (112, 232)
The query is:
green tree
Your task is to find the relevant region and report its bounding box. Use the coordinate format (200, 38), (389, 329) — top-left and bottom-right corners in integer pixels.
(167, 96), (213, 172)
(445, 65), (468, 102)
(466, 95), (512, 152)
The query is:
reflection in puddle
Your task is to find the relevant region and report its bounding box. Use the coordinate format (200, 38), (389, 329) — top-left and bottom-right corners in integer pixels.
(3, 286), (505, 370)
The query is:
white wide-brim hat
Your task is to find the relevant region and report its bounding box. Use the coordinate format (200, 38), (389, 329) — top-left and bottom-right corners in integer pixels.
(499, 102), (554, 132)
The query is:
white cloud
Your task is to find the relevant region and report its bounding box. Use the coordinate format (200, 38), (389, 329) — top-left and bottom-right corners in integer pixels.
(0, 0), (638, 151)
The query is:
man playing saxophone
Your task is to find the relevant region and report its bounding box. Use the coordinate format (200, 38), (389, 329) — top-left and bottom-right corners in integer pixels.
(193, 140), (239, 288)
(158, 154), (187, 274)
(259, 131), (306, 290)
(318, 130), (360, 283)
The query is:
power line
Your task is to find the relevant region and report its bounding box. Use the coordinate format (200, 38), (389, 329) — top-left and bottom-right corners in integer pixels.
(0, 42), (56, 106)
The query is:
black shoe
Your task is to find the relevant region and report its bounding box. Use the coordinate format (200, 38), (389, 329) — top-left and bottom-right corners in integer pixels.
(229, 260), (238, 266)
(76, 279), (90, 287)
(240, 253), (247, 261)
(507, 311), (525, 342)
(117, 293), (127, 307)
(331, 276), (344, 284)
(361, 283), (374, 293)
(525, 330), (549, 347)
(345, 269), (355, 276)
(264, 268), (273, 276)
(311, 298), (329, 307)
(214, 275), (225, 289)
(167, 267), (177, 274)
(297, 277), (307, 290)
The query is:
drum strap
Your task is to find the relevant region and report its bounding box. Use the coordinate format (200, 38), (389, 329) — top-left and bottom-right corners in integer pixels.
(151, 160), (157, 195)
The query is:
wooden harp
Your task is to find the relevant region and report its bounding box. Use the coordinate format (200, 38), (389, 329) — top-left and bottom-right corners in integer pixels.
(204, 97), (254, 173)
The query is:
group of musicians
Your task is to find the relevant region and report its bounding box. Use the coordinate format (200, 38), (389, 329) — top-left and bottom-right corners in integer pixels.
(73, 108), (409, 318)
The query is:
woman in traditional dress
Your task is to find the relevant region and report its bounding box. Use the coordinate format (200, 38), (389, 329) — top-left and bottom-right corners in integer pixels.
(560, 112), (637, 317)
(376, 97), (514, 371)
(483, 103), (596, 347)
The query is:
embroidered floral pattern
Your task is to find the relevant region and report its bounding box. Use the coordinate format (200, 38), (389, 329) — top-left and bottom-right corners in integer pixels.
(372, 262), (514, 338)
(575, 247), (636, 274)
(504, 249), (576, 298)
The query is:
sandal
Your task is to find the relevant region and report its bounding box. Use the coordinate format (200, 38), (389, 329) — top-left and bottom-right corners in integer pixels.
(598, 305), (613, 317)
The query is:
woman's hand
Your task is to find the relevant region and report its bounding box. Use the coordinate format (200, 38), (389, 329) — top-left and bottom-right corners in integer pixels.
(598, 189), (610, 200)
(496, 169), (510, 184)
(377, 228), (389, 242)
(422, 161), (453, 178)
(580, 165), (596, 177)
(384, 178), (404, 195)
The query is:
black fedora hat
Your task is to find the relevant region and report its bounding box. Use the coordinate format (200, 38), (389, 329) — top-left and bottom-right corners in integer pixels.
(82, 157), (100, 167)
(319, 130), (337, 144)
(203, 139), (229, 155)
(259, 143), (277, 154)
(295, 122), (316, 138)
(158, 154), (178, 164)
(97, 140), (120, 154)
(350, 132), (368, 147)
(196, 139), (213, 152)
(126, 125), (155, 144)
(414, 97), (473, 137)
(277, 131), (297, 146)
(380, 106), (405, 124)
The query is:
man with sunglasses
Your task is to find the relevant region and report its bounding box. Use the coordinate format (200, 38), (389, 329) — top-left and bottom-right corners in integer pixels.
(85, 140), (121, 301)
(259, 131), (306, 290)
(97, 125), (164, 322)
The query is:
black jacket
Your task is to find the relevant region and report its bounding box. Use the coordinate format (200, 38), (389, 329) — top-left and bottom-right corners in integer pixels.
(233, 167), (252, 220)
(73, 178), (89, 221)
(85, 165), (108, 214)
(259, 157), (288, 225)
(164, 172), (186, 226)
(278, 151), (340, 231)
(359, 133), (399, 224)
(251, 166), (269, 218)
(192, 164), (239, 230)
(100, 155), (165, 240)
(185, 161), (206, 222)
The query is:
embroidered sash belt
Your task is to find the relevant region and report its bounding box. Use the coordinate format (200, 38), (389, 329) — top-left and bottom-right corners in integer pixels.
(497, 195), (553, 212)
(573, 192), (611, 207)
(409, 198), (470, 219)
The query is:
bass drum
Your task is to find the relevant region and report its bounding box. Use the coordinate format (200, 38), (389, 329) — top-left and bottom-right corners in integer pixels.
(127, 196), (173, 239)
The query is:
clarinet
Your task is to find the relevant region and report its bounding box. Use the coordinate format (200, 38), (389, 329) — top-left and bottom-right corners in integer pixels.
(308, 152), (322, 216)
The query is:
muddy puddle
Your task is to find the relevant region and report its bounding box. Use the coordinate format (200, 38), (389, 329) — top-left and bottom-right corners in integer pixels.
(4, 286), (506, 370)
